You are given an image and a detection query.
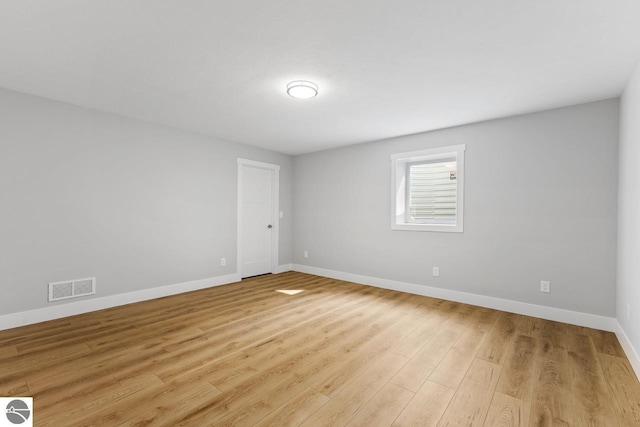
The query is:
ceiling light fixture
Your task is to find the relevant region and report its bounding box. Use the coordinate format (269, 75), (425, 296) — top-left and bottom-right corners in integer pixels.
(287, 80), (318, 99)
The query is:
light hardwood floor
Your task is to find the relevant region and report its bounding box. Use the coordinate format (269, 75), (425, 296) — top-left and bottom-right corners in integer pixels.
(1, 272), (639, 426)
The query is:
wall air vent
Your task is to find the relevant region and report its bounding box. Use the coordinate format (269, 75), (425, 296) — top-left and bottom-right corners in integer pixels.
(48, 277), (96, 302)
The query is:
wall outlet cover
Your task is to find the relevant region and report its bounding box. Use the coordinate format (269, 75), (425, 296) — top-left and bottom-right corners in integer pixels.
(540, 280), (550, 293)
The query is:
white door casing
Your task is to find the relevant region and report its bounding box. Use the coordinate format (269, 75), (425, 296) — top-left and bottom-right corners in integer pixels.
(237, 159), (279, 278)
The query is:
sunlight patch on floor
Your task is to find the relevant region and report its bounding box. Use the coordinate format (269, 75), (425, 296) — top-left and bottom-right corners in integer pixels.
(276, 290), (304, 295)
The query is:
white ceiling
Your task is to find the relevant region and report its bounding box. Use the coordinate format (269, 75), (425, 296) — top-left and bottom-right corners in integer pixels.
(1, 1), (640, 155)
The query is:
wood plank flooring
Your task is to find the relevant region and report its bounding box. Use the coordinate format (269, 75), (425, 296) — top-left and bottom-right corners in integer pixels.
(1, 271), (639, 426)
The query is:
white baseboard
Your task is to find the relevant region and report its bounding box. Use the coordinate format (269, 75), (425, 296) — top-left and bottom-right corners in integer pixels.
(614, 322), (640, 381)
(274, 264), (293, 274)
(294, 263), (640, 380)
(5, 264), (638, 381)
(0, 273), (241, 331)
(292, 264), (617, 332)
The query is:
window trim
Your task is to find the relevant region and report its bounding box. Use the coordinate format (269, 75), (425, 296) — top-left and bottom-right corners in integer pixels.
(390, 144), (466, 232)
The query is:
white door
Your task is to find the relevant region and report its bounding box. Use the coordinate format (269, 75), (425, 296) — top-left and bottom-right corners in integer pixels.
(238, 160), (279, 278)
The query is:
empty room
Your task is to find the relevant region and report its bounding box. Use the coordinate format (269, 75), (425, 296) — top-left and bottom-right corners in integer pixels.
(2, 1), (640, 426)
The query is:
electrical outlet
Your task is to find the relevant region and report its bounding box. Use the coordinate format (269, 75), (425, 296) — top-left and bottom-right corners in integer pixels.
(279, 211), (284, 218)
(433, 267), (439, 277)
(540, 280), (550, 293)
(304, 250), (309, 258)
(627, 304), (631, 321)
(220, 257), (226, 267)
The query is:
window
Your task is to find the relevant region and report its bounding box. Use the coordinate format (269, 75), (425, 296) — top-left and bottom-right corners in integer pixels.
(391, 144), (465, 232)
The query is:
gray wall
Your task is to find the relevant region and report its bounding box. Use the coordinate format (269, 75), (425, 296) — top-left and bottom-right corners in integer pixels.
(293, 100), (619, 316)
(0, 88), (622, 321)
(0, 88), (292, 316)
(618, 63), (640, 352)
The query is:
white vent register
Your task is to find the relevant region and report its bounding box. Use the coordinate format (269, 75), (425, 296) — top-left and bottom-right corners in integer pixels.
(49, 277), (96, 302)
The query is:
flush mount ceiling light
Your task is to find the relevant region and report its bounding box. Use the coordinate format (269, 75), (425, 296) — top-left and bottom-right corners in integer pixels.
(286, 80), (318, 99)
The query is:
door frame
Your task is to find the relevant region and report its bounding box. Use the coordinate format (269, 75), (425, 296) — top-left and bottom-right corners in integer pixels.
(237, 158), (280, 278)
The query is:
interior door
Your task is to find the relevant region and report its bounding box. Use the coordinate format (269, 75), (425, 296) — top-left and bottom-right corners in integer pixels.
(240, 164), (274, 278)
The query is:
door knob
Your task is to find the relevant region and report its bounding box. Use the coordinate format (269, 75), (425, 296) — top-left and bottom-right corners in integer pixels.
(267, 224), (273, 229)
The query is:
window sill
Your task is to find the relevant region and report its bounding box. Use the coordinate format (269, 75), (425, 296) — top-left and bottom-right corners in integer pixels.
(391, 223), (463, 233)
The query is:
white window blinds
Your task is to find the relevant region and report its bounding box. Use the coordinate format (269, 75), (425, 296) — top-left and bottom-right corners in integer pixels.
(408, 159), (457, 224)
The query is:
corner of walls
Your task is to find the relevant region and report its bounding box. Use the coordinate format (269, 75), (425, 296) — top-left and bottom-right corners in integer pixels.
(274, 264), (294, 274)
(0, 273), (240, 332)
(616, 58), (640, 382)
(615, 321), (640, 382)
